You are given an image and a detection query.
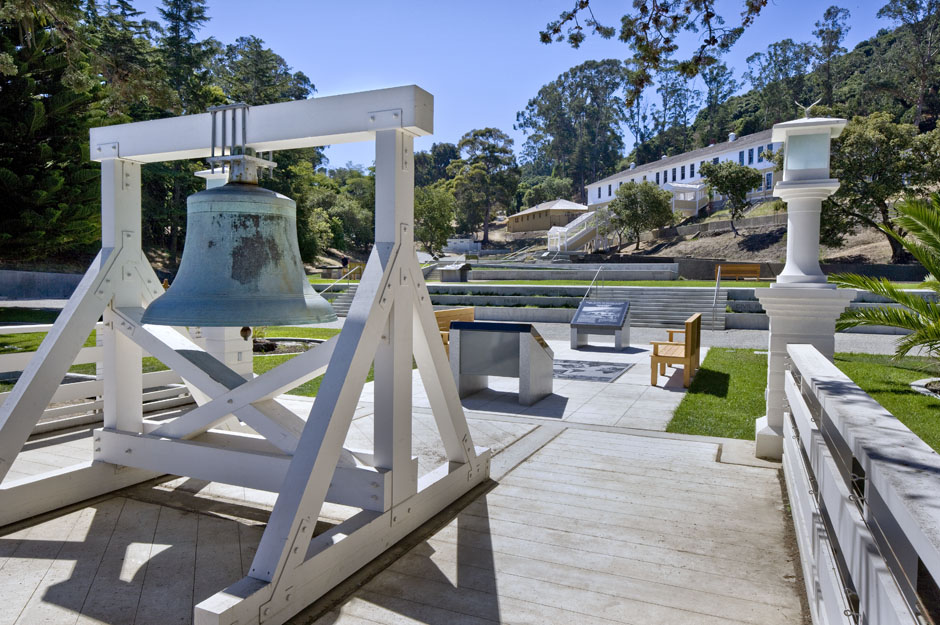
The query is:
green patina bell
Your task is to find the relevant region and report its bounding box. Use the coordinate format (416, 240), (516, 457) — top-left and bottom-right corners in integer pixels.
(142, 157), (336, 327)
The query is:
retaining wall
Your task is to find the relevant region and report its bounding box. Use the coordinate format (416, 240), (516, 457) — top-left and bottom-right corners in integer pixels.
(0, 270), (84, 299)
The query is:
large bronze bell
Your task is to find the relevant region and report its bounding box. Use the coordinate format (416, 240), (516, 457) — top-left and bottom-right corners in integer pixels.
(141, 166), (336, 327)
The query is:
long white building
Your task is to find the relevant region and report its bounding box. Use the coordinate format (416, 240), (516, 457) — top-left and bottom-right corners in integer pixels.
(586, 129), (782, 216)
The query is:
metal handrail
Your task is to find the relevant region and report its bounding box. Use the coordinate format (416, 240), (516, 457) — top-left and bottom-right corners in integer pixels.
(319, 266), (360, 297)
(712, 266), (722, 327)
(581, 265), (605, 305)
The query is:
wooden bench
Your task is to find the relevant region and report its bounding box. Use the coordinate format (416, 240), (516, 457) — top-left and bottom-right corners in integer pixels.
(716, 263), (761, 280)
(435, 307), (474, 356)
(650, 313), (702, 388)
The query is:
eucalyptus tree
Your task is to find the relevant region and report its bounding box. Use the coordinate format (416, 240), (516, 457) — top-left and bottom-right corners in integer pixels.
(697, 61), (739, 147)
(516, 59), (628, 202)
(541, 1), (767, 100)
(447, 128), (519, 246)
(877, 0), (940, 128)
(745, 38), (814, 125)
(813, 6), (851, 107)
(414, 142), (459, 187)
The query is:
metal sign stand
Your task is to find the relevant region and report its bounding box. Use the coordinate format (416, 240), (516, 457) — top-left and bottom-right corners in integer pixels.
(0, 86), (489, 625)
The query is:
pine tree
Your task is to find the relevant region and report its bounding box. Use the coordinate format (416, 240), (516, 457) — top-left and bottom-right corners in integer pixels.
(0, 19), (105, 261)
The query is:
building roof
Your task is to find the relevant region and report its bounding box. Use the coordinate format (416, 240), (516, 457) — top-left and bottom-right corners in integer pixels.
(590, 128), (774, 187)
(664, 182), (705, 191)
(509, 198), (588, 220)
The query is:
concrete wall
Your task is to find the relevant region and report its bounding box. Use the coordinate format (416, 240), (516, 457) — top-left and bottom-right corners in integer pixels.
(0, 270), (83, 299)
(469, 263), (679, 282)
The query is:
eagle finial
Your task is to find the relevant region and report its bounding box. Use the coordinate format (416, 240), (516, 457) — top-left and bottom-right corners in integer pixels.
(795, 98), (823, 119)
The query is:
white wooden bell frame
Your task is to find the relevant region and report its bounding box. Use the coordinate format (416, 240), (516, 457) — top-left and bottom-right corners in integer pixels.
(0, 86), (490, 625)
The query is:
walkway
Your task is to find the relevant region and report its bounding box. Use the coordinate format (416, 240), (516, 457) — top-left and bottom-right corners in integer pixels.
(0, 338), (806, 624)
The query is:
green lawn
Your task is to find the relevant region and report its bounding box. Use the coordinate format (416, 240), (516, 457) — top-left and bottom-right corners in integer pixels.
(667, 348), (768, 440)
(834, 352), (940, 453)
(0, 326), (344, 395)
(667, 347), (940, 454)
(308, 277), (359, 284)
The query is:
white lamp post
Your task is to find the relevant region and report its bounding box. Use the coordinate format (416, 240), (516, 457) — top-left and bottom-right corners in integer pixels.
(754, 116), (856, 460)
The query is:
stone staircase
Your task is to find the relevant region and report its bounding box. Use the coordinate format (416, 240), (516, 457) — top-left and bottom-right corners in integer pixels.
(329, 284), (359, 317)
(427, 284), (727, 330)
(592, 286), (727, 330)
(425, 268), (442, 282)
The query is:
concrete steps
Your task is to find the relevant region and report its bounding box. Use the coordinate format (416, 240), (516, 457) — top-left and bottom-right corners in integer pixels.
(428, 285), (727, 330)
(329, 284), (359, 317)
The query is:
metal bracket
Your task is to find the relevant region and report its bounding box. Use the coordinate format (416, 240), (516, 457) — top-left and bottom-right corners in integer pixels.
(367, 109), (403, 132)
(96, 142), (119, 158)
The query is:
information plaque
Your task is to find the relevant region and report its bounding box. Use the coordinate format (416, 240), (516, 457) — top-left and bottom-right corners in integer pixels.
(571, 300), (630, 329)
(570, 299), (631, 350)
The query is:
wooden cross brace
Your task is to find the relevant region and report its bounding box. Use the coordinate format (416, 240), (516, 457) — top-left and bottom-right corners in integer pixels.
(0, 92), (490, 625)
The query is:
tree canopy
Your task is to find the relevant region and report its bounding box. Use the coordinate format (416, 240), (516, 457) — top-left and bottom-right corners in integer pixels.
(699, 160), (762, 231)
(604, 181), (673, 249)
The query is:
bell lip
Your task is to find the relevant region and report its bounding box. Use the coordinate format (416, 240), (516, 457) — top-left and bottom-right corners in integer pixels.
(141, 294), (337, 327)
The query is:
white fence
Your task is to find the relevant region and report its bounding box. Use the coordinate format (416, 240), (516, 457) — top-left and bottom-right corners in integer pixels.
(0, 322), (193, 434)
(784, 344), (940, 624)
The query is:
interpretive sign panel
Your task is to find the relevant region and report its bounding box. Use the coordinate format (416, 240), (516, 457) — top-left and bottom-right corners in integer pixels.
(571, 300), (630, 329)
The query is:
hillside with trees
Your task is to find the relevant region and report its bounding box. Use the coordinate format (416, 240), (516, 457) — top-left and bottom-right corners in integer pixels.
(3, 1), (940, 266)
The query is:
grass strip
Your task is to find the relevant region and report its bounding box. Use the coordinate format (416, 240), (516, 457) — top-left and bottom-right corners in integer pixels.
(666, 347), (767, 440)
(834, 352), (940, 453)
(667, 347), (940, 453)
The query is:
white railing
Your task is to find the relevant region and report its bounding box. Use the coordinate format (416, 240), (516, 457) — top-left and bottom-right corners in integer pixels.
(0, 322), (192, 433)
(784, 344), (940, 624)
(547, 210), (611, 252)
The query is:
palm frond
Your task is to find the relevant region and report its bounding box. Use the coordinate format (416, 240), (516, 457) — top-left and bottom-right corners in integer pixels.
(830, 274), (940, 318)
(836, 305), (930, 332)
(895, 322), (940, 358)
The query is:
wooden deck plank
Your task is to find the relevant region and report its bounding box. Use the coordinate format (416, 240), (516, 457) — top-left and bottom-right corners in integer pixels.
(0, 509), (83, 625)
(134, 506), (197, 625)
(420, 519), (796, 609)
(193, 515), (243, 606)
(15, 499), (125, 625)
(75, 498), (160, 625)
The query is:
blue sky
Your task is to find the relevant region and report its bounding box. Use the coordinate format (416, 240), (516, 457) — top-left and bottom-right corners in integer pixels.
(137, 1), (889, 169)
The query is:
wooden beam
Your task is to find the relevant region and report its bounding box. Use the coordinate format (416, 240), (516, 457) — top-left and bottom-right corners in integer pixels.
(0, 248), (119, 483)
(89, 86), (433, 163)
(112, 308), (304, 453)
(94, 429), (388, 510)
(150, 336), (337, 440)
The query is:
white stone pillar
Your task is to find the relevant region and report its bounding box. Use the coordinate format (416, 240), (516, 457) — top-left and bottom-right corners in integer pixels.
(755, 288), (854, 458)
(755, 117), (853, 460)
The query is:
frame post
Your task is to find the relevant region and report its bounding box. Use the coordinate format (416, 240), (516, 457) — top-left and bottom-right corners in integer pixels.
(373, 129), (417, 506)
(100, 158), (144, 433)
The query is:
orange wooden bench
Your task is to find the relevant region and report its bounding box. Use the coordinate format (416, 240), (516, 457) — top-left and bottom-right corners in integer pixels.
(650, 313), (702, 388)
(434, 307), (474, 356)
(716, 263), (761, 280)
